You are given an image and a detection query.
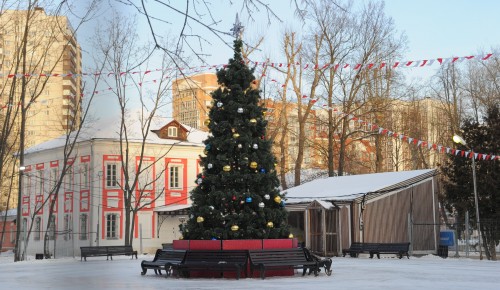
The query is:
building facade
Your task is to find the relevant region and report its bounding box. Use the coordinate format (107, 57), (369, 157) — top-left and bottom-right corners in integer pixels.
(172, 73), (218, 131)
(0, 7), (82, 147)
(0, 7), (82, 211)
(19, 119), (205, 257)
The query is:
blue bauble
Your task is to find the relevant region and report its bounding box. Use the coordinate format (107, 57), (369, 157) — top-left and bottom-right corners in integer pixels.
(245, 197), (252, 203)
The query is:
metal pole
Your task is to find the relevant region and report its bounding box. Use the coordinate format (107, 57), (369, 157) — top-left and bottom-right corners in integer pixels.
(139, 223), (143, 255)
(471, 153), (482, 260)
(465, 211), (469, 257)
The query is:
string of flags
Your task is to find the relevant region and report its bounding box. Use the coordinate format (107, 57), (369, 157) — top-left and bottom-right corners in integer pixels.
(0, 52), (498, 161)
(0, 53), (493, 79)
(262, 78), (499, 162)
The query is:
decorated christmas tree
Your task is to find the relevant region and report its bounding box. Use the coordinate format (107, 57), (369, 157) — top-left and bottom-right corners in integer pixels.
(181, 40), (290, 240)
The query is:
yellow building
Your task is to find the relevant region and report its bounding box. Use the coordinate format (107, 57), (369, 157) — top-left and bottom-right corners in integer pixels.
(172, 73), (218, 131)
(0, 7), (82, 147)
(0, 7), (81, 210)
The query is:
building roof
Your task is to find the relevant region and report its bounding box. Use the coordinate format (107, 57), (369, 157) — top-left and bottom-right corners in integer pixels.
(284, 169), (436, 204)
(24, 113), (208, 154)
(154, 204), (191, 213)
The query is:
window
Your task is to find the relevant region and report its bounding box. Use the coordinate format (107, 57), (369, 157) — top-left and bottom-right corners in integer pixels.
(65, 167), (73, 191)
(48, 216), (55, 240)
(169, 166), (181, 189)
(106, 164), (118, 188)
(80, 214), (87, 240)
(37, 171), (43, 194)
(167, 126), (178, 137)
(50, 168), (58, 187)
(106, 214), (118, 239)
(21, 218), (28, 241)
(80, 163), (89, 188)
(34, 217), (41, 241)
(80, 191), (89, 211)
(138, 161), (153, 190)
(63, 214), (71, 241)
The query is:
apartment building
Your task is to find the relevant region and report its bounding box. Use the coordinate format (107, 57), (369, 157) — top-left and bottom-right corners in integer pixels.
(172, 73), (218, 131)
(0, 7), (82, 211)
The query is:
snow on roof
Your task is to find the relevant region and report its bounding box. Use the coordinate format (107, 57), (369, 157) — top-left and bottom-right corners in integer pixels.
(284, 169), (435, 204)
(154, 204), (191, 212)
(0, 209), (17, 217)
(24, 113), (208, 154)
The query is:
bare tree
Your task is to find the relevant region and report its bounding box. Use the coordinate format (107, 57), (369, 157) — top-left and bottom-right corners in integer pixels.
(0, 0), (99, 260)
(94, 14), (187, 246)
(308, 0), (405, 175)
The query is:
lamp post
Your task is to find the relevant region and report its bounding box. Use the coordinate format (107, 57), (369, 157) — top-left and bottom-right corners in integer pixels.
(452, 134), (482, 260)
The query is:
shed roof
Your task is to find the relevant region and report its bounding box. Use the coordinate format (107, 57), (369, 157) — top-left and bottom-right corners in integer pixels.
(284, 169), (436, 204)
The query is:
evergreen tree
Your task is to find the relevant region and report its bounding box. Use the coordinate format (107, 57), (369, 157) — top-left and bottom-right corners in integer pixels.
(441, 104), (500, 259)
(181, 40), (290, 240)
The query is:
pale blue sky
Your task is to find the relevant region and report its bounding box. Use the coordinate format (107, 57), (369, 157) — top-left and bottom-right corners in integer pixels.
(75, 0), (500, 118)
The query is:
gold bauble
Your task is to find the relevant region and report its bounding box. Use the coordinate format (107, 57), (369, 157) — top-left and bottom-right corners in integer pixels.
(288, 233), (294, 238)
(223, 165), (231, 172)
(196, 216), (204, 223)
(267, 221), (274, 228)
(203, 149), (208, 155)
(204, 119), (211, 126)
(249, 118), (257, 124)
(274, 196), (282, 203)
(233, 133), (240, 138)
(231, 225), (239, 231)
(250, 161), (258, 169)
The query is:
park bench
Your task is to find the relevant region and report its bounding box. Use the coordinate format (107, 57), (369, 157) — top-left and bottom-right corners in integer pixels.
(80, 245), (137, 261)
(302, 247), (333, 276)
(172, 250), (248, 280)
(342, 242), (380, 257)
(248, 248), (319, 279)
(140, 249), (186, 276)
(369, 242), (410, 259)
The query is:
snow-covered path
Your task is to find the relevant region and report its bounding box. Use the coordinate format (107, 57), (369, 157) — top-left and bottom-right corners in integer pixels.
(0, 253), (498, 289)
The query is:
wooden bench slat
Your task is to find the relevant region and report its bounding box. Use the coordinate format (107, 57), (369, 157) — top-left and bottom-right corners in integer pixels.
(248, 248), (319, 279)
(80, 246), (138, 261)
(172, 250), (248, 280)
(369, 242), (410, 259)
(141, 249), (186, 275)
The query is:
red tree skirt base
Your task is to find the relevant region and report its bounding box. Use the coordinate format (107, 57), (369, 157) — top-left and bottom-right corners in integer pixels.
(173, 239), (298, 278)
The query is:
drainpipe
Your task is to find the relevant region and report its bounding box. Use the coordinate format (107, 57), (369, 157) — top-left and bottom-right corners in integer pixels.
(89, 139), (94, 246)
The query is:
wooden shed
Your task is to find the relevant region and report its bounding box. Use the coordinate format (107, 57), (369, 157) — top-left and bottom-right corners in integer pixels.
(284, 169), (439, 257)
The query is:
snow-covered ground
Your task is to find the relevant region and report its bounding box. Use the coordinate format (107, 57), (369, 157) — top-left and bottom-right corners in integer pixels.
(0, 251), (498, 290)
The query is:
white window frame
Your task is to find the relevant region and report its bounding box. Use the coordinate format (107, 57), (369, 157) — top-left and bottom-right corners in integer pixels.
(80, 214), (87, 240)
(80, 163), (89, 189)
(106, 213), (119, 239)
(167, 126), (178, 137)
(169, 165), (183, 189)
(34, 216), (41, 241)
(106, 163), (119, 188)
(63, 214), (72, 241)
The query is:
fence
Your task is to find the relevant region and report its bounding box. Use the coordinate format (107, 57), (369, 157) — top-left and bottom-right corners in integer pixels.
(413, 217), (500, 259)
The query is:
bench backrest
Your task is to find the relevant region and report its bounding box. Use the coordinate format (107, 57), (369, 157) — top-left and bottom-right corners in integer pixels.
(348, 242), (364, 251)
(378, 243), (410, 251)
(362, 243), (381, 252)
(156, 250), (186, 262)
(184, 250), (248, 265)
(80, 246), (108, 255)
(248, 248), (309, 264)
(107, 245), (134, 254)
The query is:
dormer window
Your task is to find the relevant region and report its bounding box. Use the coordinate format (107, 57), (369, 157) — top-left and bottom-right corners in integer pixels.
(168, 126), (178, 137)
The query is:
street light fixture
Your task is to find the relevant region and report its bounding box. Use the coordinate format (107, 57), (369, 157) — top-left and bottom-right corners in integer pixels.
(452, 134), (482, 260)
